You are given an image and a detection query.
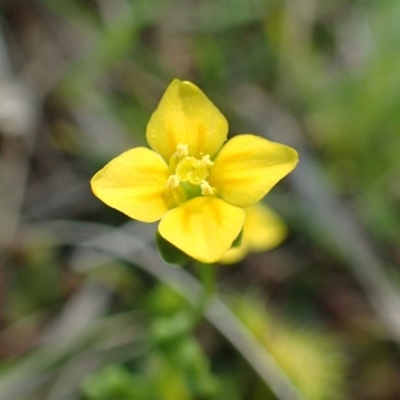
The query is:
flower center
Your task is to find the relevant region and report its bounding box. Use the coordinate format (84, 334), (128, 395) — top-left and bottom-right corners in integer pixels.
(166, 144), (214, 196)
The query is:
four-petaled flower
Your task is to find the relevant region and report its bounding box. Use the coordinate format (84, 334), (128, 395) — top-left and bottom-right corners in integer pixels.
(91, 79), (298, 263)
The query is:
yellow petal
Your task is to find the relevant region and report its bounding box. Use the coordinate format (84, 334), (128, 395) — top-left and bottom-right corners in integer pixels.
(220, 203), (286, 264)
(146, 79), (228, 161)
(91, 147), (185, 222)
(158, 197), (245, 263)
(244, 203), (287, 251)
(219, 243), (249, 265)
(209, 135), (298, 207)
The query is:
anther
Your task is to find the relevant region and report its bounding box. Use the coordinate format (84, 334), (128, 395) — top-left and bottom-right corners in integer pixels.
(201, 154), (214, 167)
(166, 175), (180, 188)
(201, 181), (214, 195)
(176, 143), (189, 157)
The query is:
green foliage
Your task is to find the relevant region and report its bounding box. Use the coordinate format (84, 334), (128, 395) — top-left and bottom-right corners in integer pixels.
(82, 312), (221, 400)
(146, 284), (188, 316)
(146, 338), (221, 400)
(5, 232), (61, 321)
(83, 365), (157, 400)
(232, 295), (346, 400)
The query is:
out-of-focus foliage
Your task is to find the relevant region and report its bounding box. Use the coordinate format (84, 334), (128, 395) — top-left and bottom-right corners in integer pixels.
(233, 295), (345, 400)
(1, 0), (400, 399)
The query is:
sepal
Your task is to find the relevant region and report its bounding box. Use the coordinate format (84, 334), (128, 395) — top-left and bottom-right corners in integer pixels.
(155, 230), (190, 266)
(231, 229), (243, 248)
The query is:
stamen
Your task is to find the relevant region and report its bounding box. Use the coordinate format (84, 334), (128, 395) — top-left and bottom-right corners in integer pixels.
(201, 181), (214, 195)
(176, 157), (209, 185)
(166, 174), (180, 188)
(176, 143), (189, 157)
(201, 154), (214, 167)
(168, 144), (215, 197)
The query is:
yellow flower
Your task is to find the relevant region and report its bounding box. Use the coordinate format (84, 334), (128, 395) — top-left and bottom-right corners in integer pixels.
(91, 79), (298, 263)
(220, 203), (287, 264)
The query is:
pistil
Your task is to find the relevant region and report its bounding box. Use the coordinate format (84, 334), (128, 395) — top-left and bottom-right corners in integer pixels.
(166, 143), (215, 196)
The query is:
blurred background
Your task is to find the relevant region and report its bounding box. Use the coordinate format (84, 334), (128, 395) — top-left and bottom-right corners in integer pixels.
(1, 0), (400, 399)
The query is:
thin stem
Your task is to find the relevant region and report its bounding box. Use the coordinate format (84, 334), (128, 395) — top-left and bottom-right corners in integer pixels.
(197, 262), (216, 299)
(188, 262), (216, 326)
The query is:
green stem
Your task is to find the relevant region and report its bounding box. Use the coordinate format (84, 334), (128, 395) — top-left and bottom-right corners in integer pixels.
(197, 262), (216, 299)
(191, 262), (216, 323)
